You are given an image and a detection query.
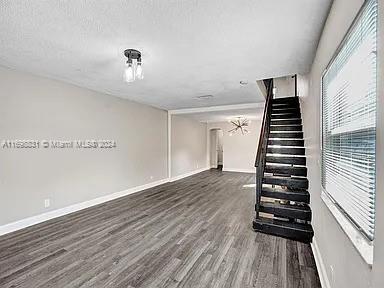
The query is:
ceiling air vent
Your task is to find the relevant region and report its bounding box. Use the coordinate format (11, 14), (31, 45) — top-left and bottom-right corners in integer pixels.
(196, 94), (213, 100)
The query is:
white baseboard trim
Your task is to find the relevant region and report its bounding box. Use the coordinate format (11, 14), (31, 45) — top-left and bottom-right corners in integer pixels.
(0, 178), (169, 236)
(222, 168), (255, 173)
(170, 167), (209, 182)
(0, 168), (213, 236)
(311, 237), (331, 288)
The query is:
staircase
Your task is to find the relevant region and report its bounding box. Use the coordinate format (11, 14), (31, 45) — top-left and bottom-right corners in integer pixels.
(253, 79), (313, 243)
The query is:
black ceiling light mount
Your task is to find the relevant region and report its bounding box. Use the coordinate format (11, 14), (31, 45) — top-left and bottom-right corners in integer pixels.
(124, 49), (141, 62)
(123, 49), (143, 82)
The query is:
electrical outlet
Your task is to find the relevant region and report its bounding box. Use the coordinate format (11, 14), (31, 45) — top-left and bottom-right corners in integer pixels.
(150, 176), (154, 180)
(44, 199), (50, 208)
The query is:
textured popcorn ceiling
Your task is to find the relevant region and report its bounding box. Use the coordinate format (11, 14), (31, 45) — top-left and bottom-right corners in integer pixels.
(0, 0), (331, 109)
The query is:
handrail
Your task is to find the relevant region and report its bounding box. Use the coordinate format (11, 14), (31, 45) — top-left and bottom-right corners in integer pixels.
(254, 78), (273, 219)
(255, 79), (273, 167)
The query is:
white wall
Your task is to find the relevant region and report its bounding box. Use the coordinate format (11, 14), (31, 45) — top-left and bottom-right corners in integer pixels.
(297, 74), (309, 98)
(170, 115), (207, 178)
(0, 66), (168, 226)
(300, 0), (384, 287)
(274, 76), (295, 98)
(207, 120), (261, 173)
(209, 129), (219, 168)
(208, 129), (224, 167)
(217, 130), (223, 165)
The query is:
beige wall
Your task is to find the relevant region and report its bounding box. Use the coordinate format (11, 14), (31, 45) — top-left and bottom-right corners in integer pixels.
(274, 76), (295, 98)
(300, 0), (384, 287)
(207, 120), (261, 173)
(170, 115), (207, 178)
(217, 130), (223, 165)
(0, 66), (168, 226)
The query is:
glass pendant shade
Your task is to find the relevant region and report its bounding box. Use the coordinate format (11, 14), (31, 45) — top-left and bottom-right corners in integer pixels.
(124, 63), (134, 83)
(136, 63), (143, 80)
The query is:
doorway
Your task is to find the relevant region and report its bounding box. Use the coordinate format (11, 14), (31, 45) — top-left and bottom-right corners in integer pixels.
(209, 128), (223, 170)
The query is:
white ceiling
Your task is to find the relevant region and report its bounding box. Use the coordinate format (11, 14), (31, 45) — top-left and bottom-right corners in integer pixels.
(170, 102), (265, 123)
(0, 0), (332, 110)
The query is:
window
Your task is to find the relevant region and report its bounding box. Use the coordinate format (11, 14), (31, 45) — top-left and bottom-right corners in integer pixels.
(321, 0), (377, 241)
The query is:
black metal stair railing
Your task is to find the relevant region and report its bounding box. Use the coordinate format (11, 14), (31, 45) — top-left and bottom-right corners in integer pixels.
(254, 79), (273, 220)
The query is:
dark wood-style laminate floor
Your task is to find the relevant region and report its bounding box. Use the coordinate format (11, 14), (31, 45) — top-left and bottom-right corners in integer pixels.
(0, 170), (320, 288)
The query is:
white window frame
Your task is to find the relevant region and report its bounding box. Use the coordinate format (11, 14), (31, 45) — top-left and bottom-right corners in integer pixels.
(320, 0), (376, 266)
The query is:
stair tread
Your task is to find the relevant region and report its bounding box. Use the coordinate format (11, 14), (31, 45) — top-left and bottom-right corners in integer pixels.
(270, 124), (302, 127)
(265, 165), (307, 176)
(266, 155), (306, 158)
(269, 132), (303, 138)
(272, 107), (300, 111)
(272, 109), (300, 113)
(270, 124), (302, 126)
(269, 131), (303, 133)
(272, 97), (299, 104)
(258, 201), (312, 221)
(263, 175), (309, 189)
(271, 119), (302, 125)
(270, 125), (302, 132)
(266, 155), (306, 165)
(272, 103), (300, 108)
(260, 201), (310, 211)
(263, 175), (308, 183)
(254, 216), (313, 233)
(261, 187), (310, 203)
(271, 114), (301, 119)
(262, 185), (308, 195)
(271, 110), (301, 118)
(268, 139), (304, 146)
(271, 112), (300, 116)
(267, 147), (305, 155)
(267, 153), (306, 159)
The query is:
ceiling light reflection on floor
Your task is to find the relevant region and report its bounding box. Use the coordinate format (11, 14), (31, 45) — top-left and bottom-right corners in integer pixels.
(243, 184), (256, 188)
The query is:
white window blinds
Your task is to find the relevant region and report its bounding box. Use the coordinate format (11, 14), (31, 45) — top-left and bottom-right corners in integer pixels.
(321, 0), (377, 240)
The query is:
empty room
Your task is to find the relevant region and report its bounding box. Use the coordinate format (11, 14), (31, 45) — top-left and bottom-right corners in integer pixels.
(0, 0), (383, 287)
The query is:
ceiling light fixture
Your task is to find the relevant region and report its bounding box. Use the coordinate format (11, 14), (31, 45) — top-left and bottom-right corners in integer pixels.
(124, 49), (143, 83)
(228, 117), (251, 135)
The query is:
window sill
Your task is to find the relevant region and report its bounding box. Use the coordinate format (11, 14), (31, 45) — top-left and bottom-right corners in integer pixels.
(321, 191), (373, 266)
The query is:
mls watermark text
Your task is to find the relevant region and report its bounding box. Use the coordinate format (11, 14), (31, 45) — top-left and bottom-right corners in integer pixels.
(1, 140), (117, 149)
